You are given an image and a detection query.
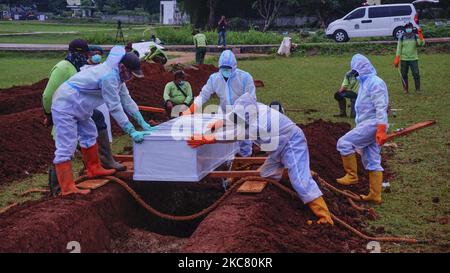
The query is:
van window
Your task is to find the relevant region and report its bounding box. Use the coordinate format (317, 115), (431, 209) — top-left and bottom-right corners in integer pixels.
(390, 6), (412, 16)
(369, 6), (390, 18)
(345, 8), (366, 20)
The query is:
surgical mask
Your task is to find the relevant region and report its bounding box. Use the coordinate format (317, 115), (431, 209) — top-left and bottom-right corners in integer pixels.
(91, 54), (102, 64)
(405, 28), (413, 34)
(220, 68), (232, 78)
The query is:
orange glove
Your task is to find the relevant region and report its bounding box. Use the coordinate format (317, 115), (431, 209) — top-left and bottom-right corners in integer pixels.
(181, 103), (197, 116)
(417, 28), (424, 40)
(376, 124), (388, 146)
(207, 119), (224, 132)
(187, 134), (216, 148)
(393, 55), (400, 68)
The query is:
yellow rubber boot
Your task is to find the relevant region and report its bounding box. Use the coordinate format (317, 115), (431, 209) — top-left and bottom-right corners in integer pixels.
(361, 171), (383, 204)
(307, 197), (334, 225)
(336, 153), (359, 185)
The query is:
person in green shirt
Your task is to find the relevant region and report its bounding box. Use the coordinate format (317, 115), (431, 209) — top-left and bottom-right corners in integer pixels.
(192, 29), (207, 64)
(144, 44), (168, 65)
(333, 69), (359, 118)
(394, 22), (425, 93)
(163, 70), (193, 118)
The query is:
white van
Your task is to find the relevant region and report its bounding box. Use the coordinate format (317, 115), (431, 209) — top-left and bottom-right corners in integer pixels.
(326, 3), (420, 42)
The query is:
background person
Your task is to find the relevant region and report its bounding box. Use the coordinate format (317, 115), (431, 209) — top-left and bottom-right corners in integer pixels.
(192, 29), (207, 64)
(333, 69), (358, 118)
(217, 15), (228, 48)
(394, 22), (425, 94)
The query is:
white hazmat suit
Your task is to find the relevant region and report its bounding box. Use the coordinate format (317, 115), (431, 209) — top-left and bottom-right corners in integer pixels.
(194, 50), (256, 157)
(229, 93), (323, 204)
(336, 54), (389, 172)
(51, 46), (140, 164)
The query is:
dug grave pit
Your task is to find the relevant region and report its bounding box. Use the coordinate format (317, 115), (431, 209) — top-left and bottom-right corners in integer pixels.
(0, 120), (378, 253)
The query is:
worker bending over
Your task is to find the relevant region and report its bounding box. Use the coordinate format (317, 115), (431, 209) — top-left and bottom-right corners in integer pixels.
(333, 69), (358, 118)
(187, 93), (334, 225)
(42, 40), (125, 196)
(336, 54), (389, 204)
(184, 50), (256, 157)
(144, 43), (168, 65)
(51, 46), (155, 195)
(163, 70), (193, 118)
(394, 22), (425, 94)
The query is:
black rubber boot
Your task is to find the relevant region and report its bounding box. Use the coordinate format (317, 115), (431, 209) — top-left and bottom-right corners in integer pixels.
(97, 129), (126, 172)
(414, 77), (421, 93)
(333, 99), (347, 117)
(402, 77), (409, 94)
(48, 165), (60, 197)
(350, 99), (356, 118)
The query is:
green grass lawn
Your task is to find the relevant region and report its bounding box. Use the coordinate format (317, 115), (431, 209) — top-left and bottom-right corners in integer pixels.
(0, 52), (63, 88)
(0, 21), (148, 44)
(0, 52), (448, 252)
(0, 21), (145, 34)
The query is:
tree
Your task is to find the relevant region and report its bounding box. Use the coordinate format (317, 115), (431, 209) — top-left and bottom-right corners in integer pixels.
(207, 0), (219, 29)
(252, 0), (288, 32)
(293, 0), (361, 28)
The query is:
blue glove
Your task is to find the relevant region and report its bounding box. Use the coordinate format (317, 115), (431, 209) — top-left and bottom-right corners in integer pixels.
(123, 122), (149, 144)
(132, 111), (153, 131)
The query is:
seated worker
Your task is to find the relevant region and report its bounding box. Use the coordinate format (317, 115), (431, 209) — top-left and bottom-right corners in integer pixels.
(144, 43), (168, 65)
(163, 70), (193, 118)
(192, 29), (207, 64)
(333, 69), (358, 118)
(187, 93), (334, 225)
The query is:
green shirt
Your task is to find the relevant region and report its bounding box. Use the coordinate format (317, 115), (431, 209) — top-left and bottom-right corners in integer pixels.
(396, 34), (425, 61)
(163, 81), (193, 105)
(341, 75), (359, 93)
(193, 33), (207, 48)
(42, 60), (77, 114)
(145, 46), (168, 62)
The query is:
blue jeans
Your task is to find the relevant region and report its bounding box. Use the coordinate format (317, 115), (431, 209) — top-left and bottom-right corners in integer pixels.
(218, 30), (226, 46)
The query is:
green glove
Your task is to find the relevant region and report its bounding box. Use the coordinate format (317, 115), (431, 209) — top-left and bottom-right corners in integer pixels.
(123, 122), (150, 144)
(132, 111), (153, 131)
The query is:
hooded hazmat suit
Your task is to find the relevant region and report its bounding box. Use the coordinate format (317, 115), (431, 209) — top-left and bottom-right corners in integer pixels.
(336, 54), (389, 172)
(227, 93), (323, 203)
(194, 50), (256, 157)
(51, 46), (141, 164)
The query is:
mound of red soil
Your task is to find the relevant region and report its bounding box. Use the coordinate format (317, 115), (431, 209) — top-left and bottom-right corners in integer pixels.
(0, 108), (53, 184)
(0, 79), (48, 116)
(0, 63), (217, 184)
(0, 184), (142, 252)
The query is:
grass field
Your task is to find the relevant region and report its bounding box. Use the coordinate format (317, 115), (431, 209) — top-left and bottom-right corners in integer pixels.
(0, 21), (147, 44)
(0, 52), (449, 252)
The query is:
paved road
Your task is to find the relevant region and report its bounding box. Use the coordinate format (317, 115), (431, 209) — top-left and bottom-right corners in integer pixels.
(0, 37), (448, 52)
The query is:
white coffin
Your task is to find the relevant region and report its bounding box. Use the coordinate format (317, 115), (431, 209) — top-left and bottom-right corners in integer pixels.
(133, 114), (239, 182)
